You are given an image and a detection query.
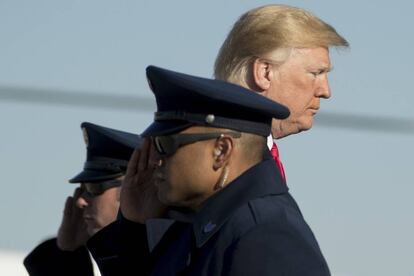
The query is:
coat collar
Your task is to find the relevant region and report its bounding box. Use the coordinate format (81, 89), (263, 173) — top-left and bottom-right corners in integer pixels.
(168, 157), (287, 248)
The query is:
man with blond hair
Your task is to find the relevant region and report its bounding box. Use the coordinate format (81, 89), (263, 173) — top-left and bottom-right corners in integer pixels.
(215, 4), (348, 140)
(213, 3), (349, 273)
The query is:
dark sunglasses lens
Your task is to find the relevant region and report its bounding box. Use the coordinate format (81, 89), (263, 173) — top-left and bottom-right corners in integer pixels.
(154, 137), (165, 154)
(84, 180), (121, 196)
(84, 184), (105, 196)
(155, 136), (176, 155)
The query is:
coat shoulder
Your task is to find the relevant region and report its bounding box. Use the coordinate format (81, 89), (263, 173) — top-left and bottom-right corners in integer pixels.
(222, 192), (326, 259)
(219, 194), (331, 275)
(223, 193), (305, 239)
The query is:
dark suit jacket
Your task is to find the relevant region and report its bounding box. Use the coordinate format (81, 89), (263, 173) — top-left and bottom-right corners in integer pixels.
(88, 158), (330, 275)
(24, 238), (94, 276)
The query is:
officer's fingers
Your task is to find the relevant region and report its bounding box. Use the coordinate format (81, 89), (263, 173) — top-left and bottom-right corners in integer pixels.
(63, 197), (73, 216)
(71, 201), (85, 218)
(73, 187), (83, 199)
(148, 140), (159, 169)
(126, 148), (141, 178)
(138, 138), (150, 172)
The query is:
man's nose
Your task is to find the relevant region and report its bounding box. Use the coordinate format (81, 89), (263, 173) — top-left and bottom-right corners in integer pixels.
(75, 194), (89, 209)
(316, 75), (331, 99)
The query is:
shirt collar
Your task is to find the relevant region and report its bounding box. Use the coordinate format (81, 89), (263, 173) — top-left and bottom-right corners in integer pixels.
(267, 134), (273, 150)
(167, 208), (196, 223)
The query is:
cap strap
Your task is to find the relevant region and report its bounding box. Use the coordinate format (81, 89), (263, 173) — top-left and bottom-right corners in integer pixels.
(155, 111), (270, 136)
(84, 157), (129, 172)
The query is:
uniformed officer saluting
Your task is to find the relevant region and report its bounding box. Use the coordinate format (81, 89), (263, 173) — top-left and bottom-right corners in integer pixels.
(88, 66), (330, 275)
(24, 122), (141, 276)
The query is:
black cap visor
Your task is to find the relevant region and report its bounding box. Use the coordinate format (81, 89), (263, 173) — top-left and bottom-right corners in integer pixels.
(141, 120), (193, 137)
(69, 170), (124, 183)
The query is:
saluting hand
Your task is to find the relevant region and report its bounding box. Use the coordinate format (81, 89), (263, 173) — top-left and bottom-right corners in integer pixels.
(121, 138), (167, 224)
(57, 188), (90, 251)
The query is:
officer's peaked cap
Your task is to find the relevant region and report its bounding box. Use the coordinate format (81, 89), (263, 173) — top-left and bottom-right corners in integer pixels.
(69, 122), (142, 183)
(141, 66), (290, 137)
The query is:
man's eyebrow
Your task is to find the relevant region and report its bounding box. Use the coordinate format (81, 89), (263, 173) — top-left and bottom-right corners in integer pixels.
(315, 65), (333, 73)
(307, 64), (333, 72)
(326, 65), (334, 72)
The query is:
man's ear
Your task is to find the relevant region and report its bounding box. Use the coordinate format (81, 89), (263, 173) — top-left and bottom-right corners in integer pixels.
(212, 136), (234, 170)
(252, 59), (273, 91)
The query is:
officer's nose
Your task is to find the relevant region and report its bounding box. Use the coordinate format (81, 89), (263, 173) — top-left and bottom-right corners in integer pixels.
(75, 193), (89, 209)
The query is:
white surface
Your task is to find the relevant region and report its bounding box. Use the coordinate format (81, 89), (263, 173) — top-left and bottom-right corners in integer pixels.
(0, 251), (27, 276)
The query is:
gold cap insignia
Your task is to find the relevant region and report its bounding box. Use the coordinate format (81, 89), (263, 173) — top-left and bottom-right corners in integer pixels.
(82, 127), (89, 146)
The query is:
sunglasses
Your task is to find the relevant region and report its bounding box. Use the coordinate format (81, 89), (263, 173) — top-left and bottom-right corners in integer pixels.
(153, 132), (242, 156)
(82, 179), (122, 197)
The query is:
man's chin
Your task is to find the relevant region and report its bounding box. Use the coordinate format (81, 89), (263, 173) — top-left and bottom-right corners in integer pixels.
(272, 118), (315, 139)
(297, 117), (314, 132)
(87, 225), (101, 237)
(157, 188), (170, 205)
(157, 188), (184, 207)
(272, 124), (308, 139)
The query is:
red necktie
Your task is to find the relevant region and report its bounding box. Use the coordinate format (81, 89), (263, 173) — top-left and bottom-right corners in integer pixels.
(271, 143), (286, 183)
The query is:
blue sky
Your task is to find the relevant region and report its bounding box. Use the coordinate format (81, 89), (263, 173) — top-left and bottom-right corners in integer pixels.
(1, 1), (413, 275)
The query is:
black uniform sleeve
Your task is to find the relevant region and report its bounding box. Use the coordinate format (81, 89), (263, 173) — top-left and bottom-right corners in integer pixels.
(222, 221), (331, 276)
(23, 238), (94, 276)
(87, 218), (151, 276)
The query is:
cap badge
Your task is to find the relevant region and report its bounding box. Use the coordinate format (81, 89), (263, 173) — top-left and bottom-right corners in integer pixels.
(205, 114), (215, 124)
(82, 127), (89, 146)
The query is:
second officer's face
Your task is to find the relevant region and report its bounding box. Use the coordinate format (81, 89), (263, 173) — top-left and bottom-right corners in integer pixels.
(153, 127), (218, 210)
(76, 179), (121, 236)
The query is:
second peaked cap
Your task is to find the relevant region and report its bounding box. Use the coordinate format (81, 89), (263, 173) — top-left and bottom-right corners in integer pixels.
(69, 122), (142, 183)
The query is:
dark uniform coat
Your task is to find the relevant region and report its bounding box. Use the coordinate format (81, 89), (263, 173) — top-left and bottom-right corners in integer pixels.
(24, 238), (94, 276)
(88, 156), (330, 276)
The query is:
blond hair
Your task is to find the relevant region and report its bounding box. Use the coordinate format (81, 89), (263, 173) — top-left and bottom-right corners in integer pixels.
(214, 4), (349, 84)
